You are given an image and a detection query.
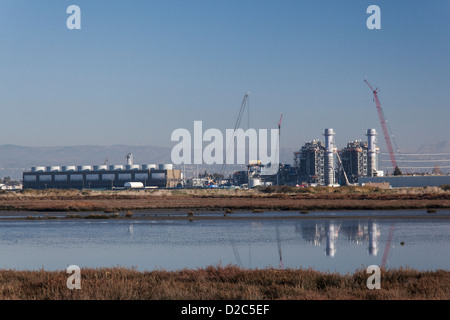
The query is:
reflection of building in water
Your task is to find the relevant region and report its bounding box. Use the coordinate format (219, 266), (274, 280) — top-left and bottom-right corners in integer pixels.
(296, 219), (380, 258)
(296, 222), (327, 246)
(341, 222), (365, 244)
(295, 220), (340, 257)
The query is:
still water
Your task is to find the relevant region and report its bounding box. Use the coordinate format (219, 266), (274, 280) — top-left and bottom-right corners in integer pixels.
(0, 210), (448, 273)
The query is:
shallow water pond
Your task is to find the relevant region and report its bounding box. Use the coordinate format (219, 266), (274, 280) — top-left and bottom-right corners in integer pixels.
(0, 210), (448, 273)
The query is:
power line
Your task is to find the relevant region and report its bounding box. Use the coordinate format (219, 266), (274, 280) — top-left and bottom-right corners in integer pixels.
(400, 166), (450, 169)
(380, 159), (450, 163)
(380, 153), (450, 156)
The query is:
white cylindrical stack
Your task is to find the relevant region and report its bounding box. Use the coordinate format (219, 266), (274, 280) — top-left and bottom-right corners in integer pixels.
(323, 128), (335, 186)
(366, 129), (378, 177)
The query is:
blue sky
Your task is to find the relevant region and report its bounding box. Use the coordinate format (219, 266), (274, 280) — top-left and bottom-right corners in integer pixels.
(0, 0), (448, 151)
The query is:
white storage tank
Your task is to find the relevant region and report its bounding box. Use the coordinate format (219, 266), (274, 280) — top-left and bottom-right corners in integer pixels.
(47, 166), (61, 172)
(142, 164), (157, 170)
(109, 165), (124, 171)
(94, 165), (108, 171)
(159, 164), (173, 170)
(124, 182), (144, 189)
(77, 165), (92, 172)
(32, 166), (46, 172)
(62, 166), (77, 172)
(249, 178), (261, 188)
(126, 165), (140, 170)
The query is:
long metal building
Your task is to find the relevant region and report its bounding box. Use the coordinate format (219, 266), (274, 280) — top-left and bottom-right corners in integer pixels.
(23, 163), (182, 190)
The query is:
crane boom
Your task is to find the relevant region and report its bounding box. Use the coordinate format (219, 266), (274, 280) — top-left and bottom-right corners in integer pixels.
(220, 92), (250, 177)
(335, 151), (351, 186)
(278, 113), (283, 131)
(364, 80), (398, 170)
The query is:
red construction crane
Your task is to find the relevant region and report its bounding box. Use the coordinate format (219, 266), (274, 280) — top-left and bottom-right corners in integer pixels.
(364, 79), (398, 170)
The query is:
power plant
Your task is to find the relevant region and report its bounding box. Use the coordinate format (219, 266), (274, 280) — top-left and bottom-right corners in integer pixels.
(294, 128), (381, 186)
(19, 81), (450, 190)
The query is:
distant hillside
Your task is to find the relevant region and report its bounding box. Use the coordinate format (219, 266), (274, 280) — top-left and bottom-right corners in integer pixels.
(1, 142), (448, 180)
(416, 141), (450, 154)
(0, 144), (172, 180)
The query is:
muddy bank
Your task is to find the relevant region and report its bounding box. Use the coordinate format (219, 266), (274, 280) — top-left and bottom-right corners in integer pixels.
(0, 189), (449, 212)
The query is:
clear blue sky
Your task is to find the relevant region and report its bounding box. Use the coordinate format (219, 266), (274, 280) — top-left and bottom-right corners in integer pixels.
(0, 0), (448, 151)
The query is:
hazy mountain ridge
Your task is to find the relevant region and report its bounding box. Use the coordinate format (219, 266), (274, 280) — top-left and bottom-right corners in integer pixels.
(0, 142), (448, 180)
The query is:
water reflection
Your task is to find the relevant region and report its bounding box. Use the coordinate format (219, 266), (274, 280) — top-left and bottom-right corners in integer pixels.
(296, 220), (381, 258)
(0, 213), (448, 272)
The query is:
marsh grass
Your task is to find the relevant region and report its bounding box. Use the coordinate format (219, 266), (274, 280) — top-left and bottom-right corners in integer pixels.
(0, 266), (447, 300)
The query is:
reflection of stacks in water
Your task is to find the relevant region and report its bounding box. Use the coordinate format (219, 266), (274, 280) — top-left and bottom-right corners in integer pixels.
(325, 221), (340, 257)
(368, 220), (380, 256)
(295, 220), (382, 257)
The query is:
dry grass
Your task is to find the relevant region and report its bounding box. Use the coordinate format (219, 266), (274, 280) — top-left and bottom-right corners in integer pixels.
(0, 266), (448, 300)
(13, 185), (450, 198)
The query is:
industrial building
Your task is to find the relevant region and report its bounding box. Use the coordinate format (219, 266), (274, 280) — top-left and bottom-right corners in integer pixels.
(295, 128), (380, 186)
(337, 129), (380, 185)
(244, 162), (297, 188)
(22, 154), (182, 190)
(338, 140), (369, 184)
(293, 128), (337, 186)
(294, 139), (326, 185)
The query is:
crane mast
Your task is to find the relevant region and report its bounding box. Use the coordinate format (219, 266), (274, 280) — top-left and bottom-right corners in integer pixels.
(220, 92), (251, 178)
(364, 80), (398, 170)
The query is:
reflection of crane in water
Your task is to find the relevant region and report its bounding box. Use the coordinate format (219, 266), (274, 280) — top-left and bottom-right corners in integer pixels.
(276, 226), (284, 268)
(228, 232), (242, 267)
(381, 224), (395, 269)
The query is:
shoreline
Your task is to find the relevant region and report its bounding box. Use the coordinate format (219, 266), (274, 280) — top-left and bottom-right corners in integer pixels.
(1, 187), (449, 212)
(1, 210), (450, 221)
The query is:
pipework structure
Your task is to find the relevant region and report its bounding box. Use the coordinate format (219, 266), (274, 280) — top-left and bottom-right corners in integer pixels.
(337, 129), (379, 184)
(294, 139), (326, 185)
(338, 140), (368, 184)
